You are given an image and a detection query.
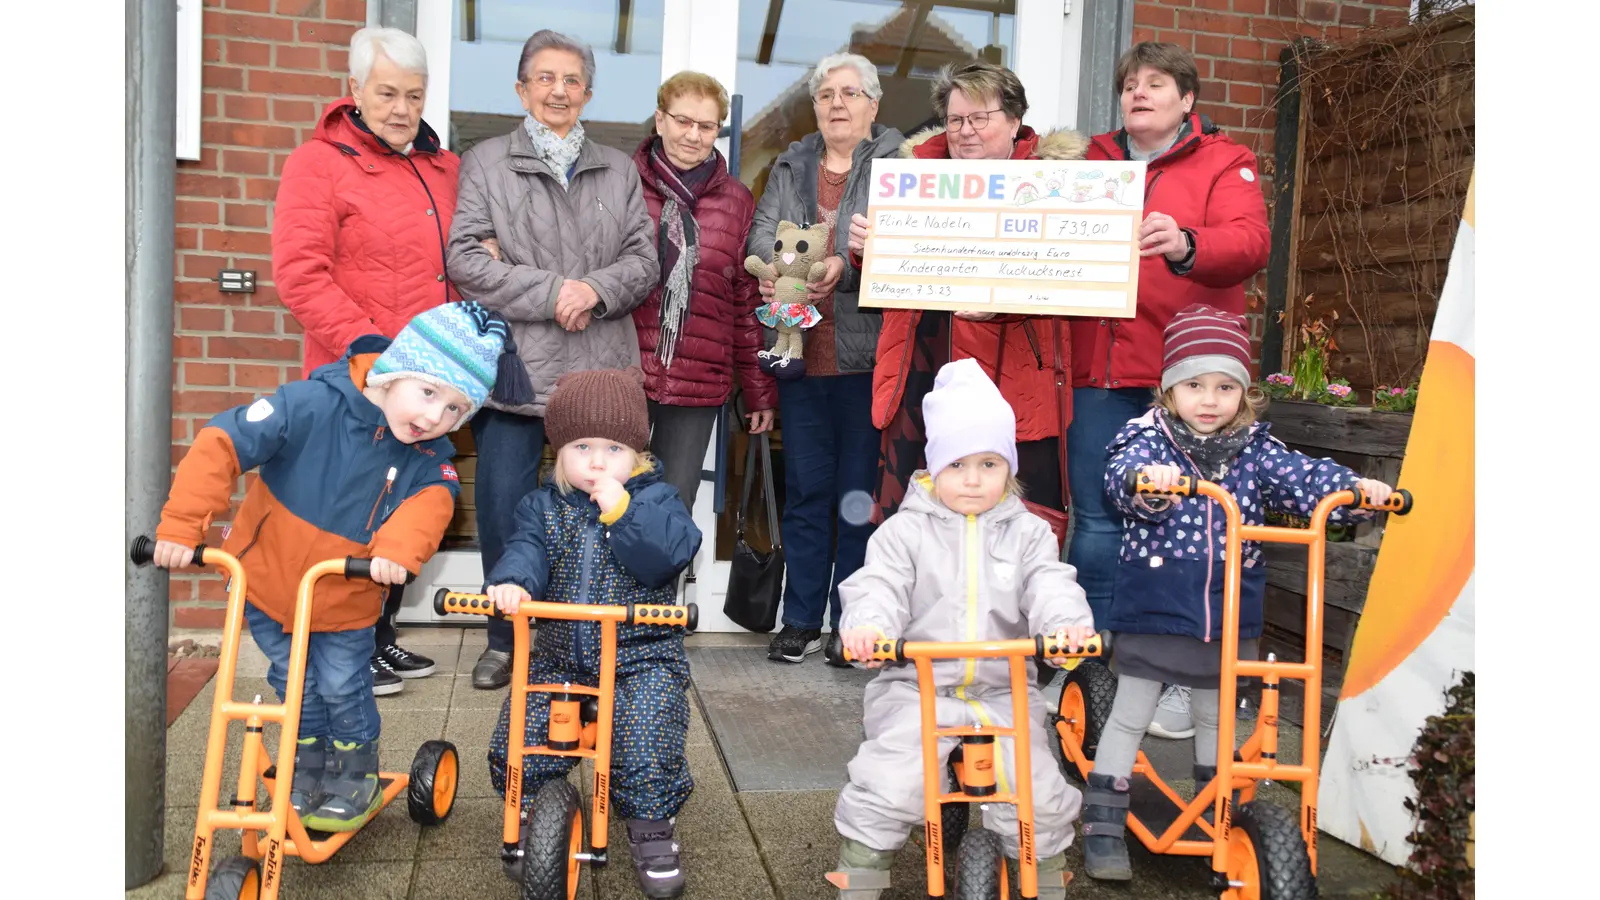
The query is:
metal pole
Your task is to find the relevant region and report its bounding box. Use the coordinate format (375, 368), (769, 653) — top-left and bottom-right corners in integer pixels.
(127, 0), (176, 887)
(1076, 0), (1136, 136)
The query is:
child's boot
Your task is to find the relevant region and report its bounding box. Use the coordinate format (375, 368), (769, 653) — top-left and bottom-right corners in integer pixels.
(1035, 851), (1071, 899)
(301, 740), (382, 833)
(1081, 772), (1133, 881)
(830, 837), (894, 900)
(626, 817), (685, 899)
(289, 736), (327, 818)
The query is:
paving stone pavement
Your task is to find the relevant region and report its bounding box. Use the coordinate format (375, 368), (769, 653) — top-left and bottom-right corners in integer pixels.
(131, 628), (1400, 899)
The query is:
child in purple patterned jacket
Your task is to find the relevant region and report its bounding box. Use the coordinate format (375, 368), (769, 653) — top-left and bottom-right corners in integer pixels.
(1080, 304), (1395, 882)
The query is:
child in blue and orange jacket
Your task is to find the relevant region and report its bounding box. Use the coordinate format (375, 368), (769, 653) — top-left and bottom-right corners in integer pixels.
(153, 301), (530, 833)
(483, 368), (702, 900)
(1080, 304), (1395, 881)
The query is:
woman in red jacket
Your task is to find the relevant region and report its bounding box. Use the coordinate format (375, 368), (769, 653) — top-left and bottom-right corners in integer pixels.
(271, 27), (462, 696)
(1065, 41), (1270, 699)
(630, 71), (777, 512)
(850, 61), (1086, 526)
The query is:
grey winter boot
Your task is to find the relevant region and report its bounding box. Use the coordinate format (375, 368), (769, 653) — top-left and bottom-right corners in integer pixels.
(1081, 772), (1133, 881)
(626, 817), (685, 899)
(830, 837), (895, 900)
(301, 740), (382, 833)
(289, 735), (328, 818)
(1035, 851), (1071, 899)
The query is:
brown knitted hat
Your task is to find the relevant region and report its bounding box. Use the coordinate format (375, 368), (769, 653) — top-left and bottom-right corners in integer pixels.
(544, 368), (651, 452)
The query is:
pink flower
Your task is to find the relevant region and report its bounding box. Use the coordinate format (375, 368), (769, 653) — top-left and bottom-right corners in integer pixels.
(1327, 384), (1352, 398)
(1391, 387), (1405, 396)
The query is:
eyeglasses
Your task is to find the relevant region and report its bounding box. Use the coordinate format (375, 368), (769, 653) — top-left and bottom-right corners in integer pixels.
(527, 71), (585, 90)
(662, 111), (721, 136)
(945, 108), (1005, 133)
(814, 86), (870, 106)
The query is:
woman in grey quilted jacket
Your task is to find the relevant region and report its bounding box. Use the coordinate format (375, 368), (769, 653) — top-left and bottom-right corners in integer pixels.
(446, 29), (660, 689)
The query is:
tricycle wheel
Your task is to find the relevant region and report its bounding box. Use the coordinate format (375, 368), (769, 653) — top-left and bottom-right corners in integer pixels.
(407, 740), (460, 825)
(1224, 802), (1316, 900)
(1053, 659), (1117, 782)
(203, 855), (260, 900)
(520, 779), (584, 900)
(953, 827), (1008, 900)
(941, 758), (970, 856)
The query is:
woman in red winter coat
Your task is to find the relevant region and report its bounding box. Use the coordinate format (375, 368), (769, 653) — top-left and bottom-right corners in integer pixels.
(847, 62), (1085, 525)
(1064, 42), (1270, 738)
(270, 27), (462, 695)
(630, 72), (778, 512)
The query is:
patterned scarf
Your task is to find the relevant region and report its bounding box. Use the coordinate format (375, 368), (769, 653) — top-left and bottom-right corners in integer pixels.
(523, 116), (587, 189)
(1158, 407), (1252, 481)
(646, 138), (717, 368)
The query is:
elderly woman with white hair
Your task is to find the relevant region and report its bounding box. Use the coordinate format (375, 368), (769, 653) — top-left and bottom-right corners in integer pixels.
(746, 53), (903, 668)
(271, 25), (461, 697)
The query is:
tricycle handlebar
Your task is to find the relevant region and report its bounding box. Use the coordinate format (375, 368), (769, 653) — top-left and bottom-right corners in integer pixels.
(1122, 469), (1413, 515)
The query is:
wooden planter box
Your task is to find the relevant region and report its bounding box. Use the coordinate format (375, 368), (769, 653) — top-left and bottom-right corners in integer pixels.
(1257, 399), (1414, 734)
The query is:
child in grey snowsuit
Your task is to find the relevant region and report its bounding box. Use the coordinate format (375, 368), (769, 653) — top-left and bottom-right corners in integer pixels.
(1082, 304), (1396, 881)
(831, 359), (1096, 900)
(483, 368), (702, 900)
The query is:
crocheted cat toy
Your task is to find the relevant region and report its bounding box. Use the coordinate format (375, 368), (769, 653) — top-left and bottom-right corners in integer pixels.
(744, 220), (829, 380)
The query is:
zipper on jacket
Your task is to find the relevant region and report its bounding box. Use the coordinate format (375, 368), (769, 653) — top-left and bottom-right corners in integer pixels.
(1153, 413), (1218, 641)
(954, 513), (1012, 795)
(1101, 321), (1117, 386)
(366, 466), (397, 532)
(575, 522), (599, 667)
(401, 154), (453, 301)
(994, 324), (1008, 388)
(234, 511), (271, 564)
(1021, 321), (1044, 369)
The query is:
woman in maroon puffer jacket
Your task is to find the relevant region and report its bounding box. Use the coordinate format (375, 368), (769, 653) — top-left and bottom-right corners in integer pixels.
(631, 71), (778, 513)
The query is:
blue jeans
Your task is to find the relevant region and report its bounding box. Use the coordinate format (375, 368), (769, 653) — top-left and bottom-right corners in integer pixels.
(244, 602), (379, 743)
(1066, 386), (1154, 625)
(471, 409), (547, 653)
(776, 373), (879, 631)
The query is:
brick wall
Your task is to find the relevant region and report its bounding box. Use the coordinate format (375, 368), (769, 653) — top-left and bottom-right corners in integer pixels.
(169, 0), (367, 631)
(1130, 0), (1413, 366)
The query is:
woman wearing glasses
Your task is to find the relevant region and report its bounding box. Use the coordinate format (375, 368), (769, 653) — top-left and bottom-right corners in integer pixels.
(747, 53), (904, 667)
(446, 29), (659, 690)
(857, 61), (1086, 526)
(629, 71), (777, 513)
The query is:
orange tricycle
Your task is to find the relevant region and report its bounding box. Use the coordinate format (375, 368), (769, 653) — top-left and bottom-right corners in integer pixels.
(130, 537), (460, 900)
(1048, 473), (1412, 899)
(431, 588), (697, 900)
(824, 631), (1104, 900)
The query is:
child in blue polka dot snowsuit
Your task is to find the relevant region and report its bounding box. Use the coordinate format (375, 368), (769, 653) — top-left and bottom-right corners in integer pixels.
(1078, 305), (1395, 883)
(483, 369), (702, 900)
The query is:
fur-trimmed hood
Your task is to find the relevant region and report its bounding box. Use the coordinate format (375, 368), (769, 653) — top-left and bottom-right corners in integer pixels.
(898, 124), (1090, 161)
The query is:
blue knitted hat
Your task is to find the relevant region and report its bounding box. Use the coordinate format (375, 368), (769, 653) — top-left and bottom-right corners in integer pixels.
(366, 301), (534, 427)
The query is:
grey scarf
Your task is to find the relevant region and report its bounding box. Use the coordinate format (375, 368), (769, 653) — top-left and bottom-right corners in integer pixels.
(524, 116), (586, 189)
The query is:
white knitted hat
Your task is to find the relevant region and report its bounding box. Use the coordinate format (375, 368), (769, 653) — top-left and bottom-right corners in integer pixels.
(923, 358), (1018, 477)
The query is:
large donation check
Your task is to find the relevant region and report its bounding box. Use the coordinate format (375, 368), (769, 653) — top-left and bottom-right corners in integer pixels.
(858, 157), (1147, 317)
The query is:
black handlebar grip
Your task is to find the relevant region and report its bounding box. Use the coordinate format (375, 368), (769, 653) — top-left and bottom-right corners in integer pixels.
(343, 557), (417, 583)
(687, 603), (699, 632)
(1122, 468), (1140, 495)
(433, 587), (450, 616)
(130, 537), (205, 567)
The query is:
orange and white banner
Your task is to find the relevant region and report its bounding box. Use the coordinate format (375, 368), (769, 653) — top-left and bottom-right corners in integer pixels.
(1316, 172), (1475, 864)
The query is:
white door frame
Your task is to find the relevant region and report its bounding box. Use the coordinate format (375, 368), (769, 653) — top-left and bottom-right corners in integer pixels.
(405, 0), (1078, 631)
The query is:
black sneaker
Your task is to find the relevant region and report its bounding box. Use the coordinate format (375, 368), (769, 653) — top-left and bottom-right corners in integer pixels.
(370, 656), (404, 696)
(378, 642), (436, 678)
(767, 625), (822, 664)
(626, 817), (685, 898)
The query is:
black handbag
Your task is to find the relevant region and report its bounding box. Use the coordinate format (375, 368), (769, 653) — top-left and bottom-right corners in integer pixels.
(723, 432), (784, 633)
